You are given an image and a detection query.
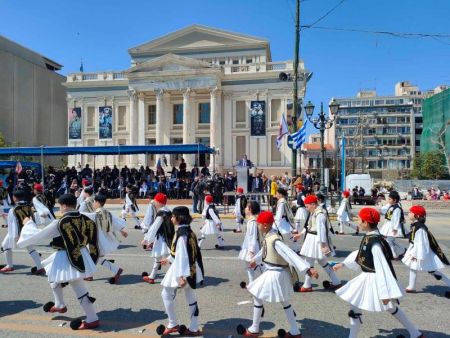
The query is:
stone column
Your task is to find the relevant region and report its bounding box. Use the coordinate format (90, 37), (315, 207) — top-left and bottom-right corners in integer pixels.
(155, 90), (164, 146)
(127, 90), (138, 167)
(183, 88), (194, 168)
(137, 92), (146, 166)
(210, 87), (222, 170)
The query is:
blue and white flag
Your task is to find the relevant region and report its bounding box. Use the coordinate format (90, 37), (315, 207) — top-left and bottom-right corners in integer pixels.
(290, 120), (307, 149)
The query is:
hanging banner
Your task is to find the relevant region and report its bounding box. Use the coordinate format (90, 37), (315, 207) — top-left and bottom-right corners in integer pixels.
(68, 107), (82, 140)
(250, 101), (266, 137)
(99, 106), (113, 139)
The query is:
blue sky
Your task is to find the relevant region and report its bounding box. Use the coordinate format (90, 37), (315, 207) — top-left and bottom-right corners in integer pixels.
(1, 0), (449, 133)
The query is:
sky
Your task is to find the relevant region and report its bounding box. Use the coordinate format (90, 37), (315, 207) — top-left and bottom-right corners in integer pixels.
(1, 0), (449, 135)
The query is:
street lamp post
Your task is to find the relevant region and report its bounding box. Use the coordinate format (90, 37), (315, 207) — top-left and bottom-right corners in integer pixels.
(305, 99), (340, 194)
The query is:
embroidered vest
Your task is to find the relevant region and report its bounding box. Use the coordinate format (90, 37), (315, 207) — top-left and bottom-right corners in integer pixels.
(156, 209), (175, 248)
(355, 234), (397, 278)
(409, 222), (449, 265)
(13, 202), (34, 235)
(205, 205), (220, 220)
(262, 232), (288, 267)
(385, 204), (406, 236)
(96, 208), (113, 233)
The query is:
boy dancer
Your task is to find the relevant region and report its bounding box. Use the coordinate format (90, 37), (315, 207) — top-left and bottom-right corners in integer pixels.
(157, 206), (204, 336)
(333, 208), (424, 338)
(139, 196), (157, 233)
(141, 193), (174, 284)
(17, 194), (100, 330)
(198, 195), (224, 249)
(121, 184), (140, 227)
(336, 191), (358, 235)
(32, 183), (55, 226)
(233, 187), (247, 233)
(238, 200), (262, 288)
(82, 194), (128, 284)
(78, 187), (95, 213)
(1, 190), (44, 274)
(237, 211), (318, 338)
(274, 188), (296, 246)
(380, 191), (406, 260)
(402, 205), (450, 297)
(0, 180), (9, 227)
(298, 195), (341, 291)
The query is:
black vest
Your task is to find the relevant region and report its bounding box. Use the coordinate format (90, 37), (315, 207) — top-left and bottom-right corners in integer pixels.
(205, 205), (219, 220)
(156, 209), (175, 248)
(238, 195), (247, 216)
(13, 202), (35, 235)
(170, 226), (204, 289)
(409, 222), (449, 265)
(355, 234), (397, 278)
(385, 204), (406, 237)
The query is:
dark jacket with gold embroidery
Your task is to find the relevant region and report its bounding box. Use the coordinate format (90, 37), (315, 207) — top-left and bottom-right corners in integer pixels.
(50, 211), (99, 272)
(409, 222), (449, 265)
(13, 201), (35, 235)
(170, 226), (204, 289)
(156, 209), (175, 248)
(355, 233), (397, 278)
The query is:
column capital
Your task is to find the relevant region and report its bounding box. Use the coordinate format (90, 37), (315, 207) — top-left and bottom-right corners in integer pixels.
(137, 92), (145, 100)
(127, 89), (137, 100)
(209, 86), (221, 96)
(155, 89), (164, 100)
(183, 87), (191, 99)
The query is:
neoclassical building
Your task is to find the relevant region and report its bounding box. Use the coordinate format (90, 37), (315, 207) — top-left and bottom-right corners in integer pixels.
(65, 25), (308, 172)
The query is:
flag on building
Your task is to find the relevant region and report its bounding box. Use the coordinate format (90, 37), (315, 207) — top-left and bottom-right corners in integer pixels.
(276, 114), (289, 149)
(290, 120), (307, 149)
(15, 161), (22, 175)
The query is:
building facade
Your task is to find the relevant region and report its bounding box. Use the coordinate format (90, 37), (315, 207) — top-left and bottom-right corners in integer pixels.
(334, 82), (437, 180)
(64, 25), (308, 172)
(0, 35), (67, 150)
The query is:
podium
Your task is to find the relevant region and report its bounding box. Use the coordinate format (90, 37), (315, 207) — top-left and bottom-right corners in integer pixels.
(236, 167), (249, 193)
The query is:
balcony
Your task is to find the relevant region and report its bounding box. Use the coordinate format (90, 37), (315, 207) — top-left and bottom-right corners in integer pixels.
(67, 71), (127, 83)
(222, 61), (295, 75)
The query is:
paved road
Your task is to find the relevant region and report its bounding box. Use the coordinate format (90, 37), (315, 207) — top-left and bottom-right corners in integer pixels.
(1, 203), (449, 338)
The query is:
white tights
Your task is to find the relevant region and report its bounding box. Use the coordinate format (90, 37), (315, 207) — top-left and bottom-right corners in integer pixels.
(162, 285), (199, 332)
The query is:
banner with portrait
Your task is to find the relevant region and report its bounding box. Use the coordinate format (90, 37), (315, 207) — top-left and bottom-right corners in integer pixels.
(99, 106), (113, 139)
(250, 100), (266, 137)
(68, 107), (82, 140)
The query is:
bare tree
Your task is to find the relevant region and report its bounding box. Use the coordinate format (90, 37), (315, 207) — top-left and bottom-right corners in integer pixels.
(429, 121), (450, 175)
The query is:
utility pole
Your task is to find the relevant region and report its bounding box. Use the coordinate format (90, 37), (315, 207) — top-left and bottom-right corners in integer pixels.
(291, 0), (300, 178)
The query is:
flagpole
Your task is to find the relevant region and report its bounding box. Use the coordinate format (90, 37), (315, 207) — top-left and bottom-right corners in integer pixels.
(291, 0), (300, 178)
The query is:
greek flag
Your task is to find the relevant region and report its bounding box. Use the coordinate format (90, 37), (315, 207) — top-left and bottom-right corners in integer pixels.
(290, 121), (307, 149)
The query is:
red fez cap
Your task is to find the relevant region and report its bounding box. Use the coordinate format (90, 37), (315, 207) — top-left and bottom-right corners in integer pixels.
(358, 208), (380, 224)
(256, 211), (274, 225)
(82, 178), (89, 186)
(296, 184), (304, 190)
(409, 205), (426, 218)
(304, 195), (318, 205)
(205, 195), (214, 204)
(342, 191), (350, 198)
(34, 183), (43, 192)
(237, 187), (244, 193)
(154, 193), (167, 205)
(0, 180), (3, 187)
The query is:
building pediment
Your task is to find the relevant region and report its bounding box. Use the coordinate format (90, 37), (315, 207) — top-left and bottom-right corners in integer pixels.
(128, 24), (269, 56)
(127, 53), (218, 74)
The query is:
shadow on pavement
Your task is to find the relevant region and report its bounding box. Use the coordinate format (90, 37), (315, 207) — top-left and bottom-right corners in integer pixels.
(0, 300), (42, 318)
(376, 328), (449, 338)
(422, 284), (450, 299)
(201, 276), (229, 287)
(97, 307), (166, 332)
(202, 317), (275, 337)
(300, 318), (349, 337)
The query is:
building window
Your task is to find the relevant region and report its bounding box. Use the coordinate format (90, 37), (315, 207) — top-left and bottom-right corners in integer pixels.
(118, 106), (127, 131)
(87, 139), (95, 162)
(148, 105), (156, 125)
(235, 136), (246, 162)
(271, 135), (281, 161)
(232, 59), (239, 65)
(246, 58), (253, 64)
(146, 138), (156, 166)
(87, 106), (95, 131)
(117, 139), (127, 164)
(236, 101), (246, 124)
(198, 103), (210, 124)
(173, 104), (183, 125)
(219, 59), (225, 65)
(171, 138), (184, 164)
(271, 99), (281, 123)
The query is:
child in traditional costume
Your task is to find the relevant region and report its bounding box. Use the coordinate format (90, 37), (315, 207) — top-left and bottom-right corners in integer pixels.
(237, 211), (318, 338)
(402, 205), (450, 297)
(1, 190), (44, 274)
(333, 207), (424, 338)
(157, 206), (203, 336)
(298, 195), (341, 291)
(141, 193), (174, 284)
(198, 195), (224, 249)
(336, 190), (358, 235)
(274, 188), (296, 247)
(78, 187), (95, 213)
(238, 200), (262, 288)
(121, 184), (140, 227)
(32, 183), (55, 226)
(82, 194), (128, 284)
(293, 187), (307, 254)
(233, 187), (247, 233)
(17, 194), (100, 330)
(380, 191), (406, 260)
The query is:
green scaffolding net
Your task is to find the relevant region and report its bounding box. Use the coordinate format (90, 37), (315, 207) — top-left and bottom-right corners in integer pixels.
(420, 88), (450, 153)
